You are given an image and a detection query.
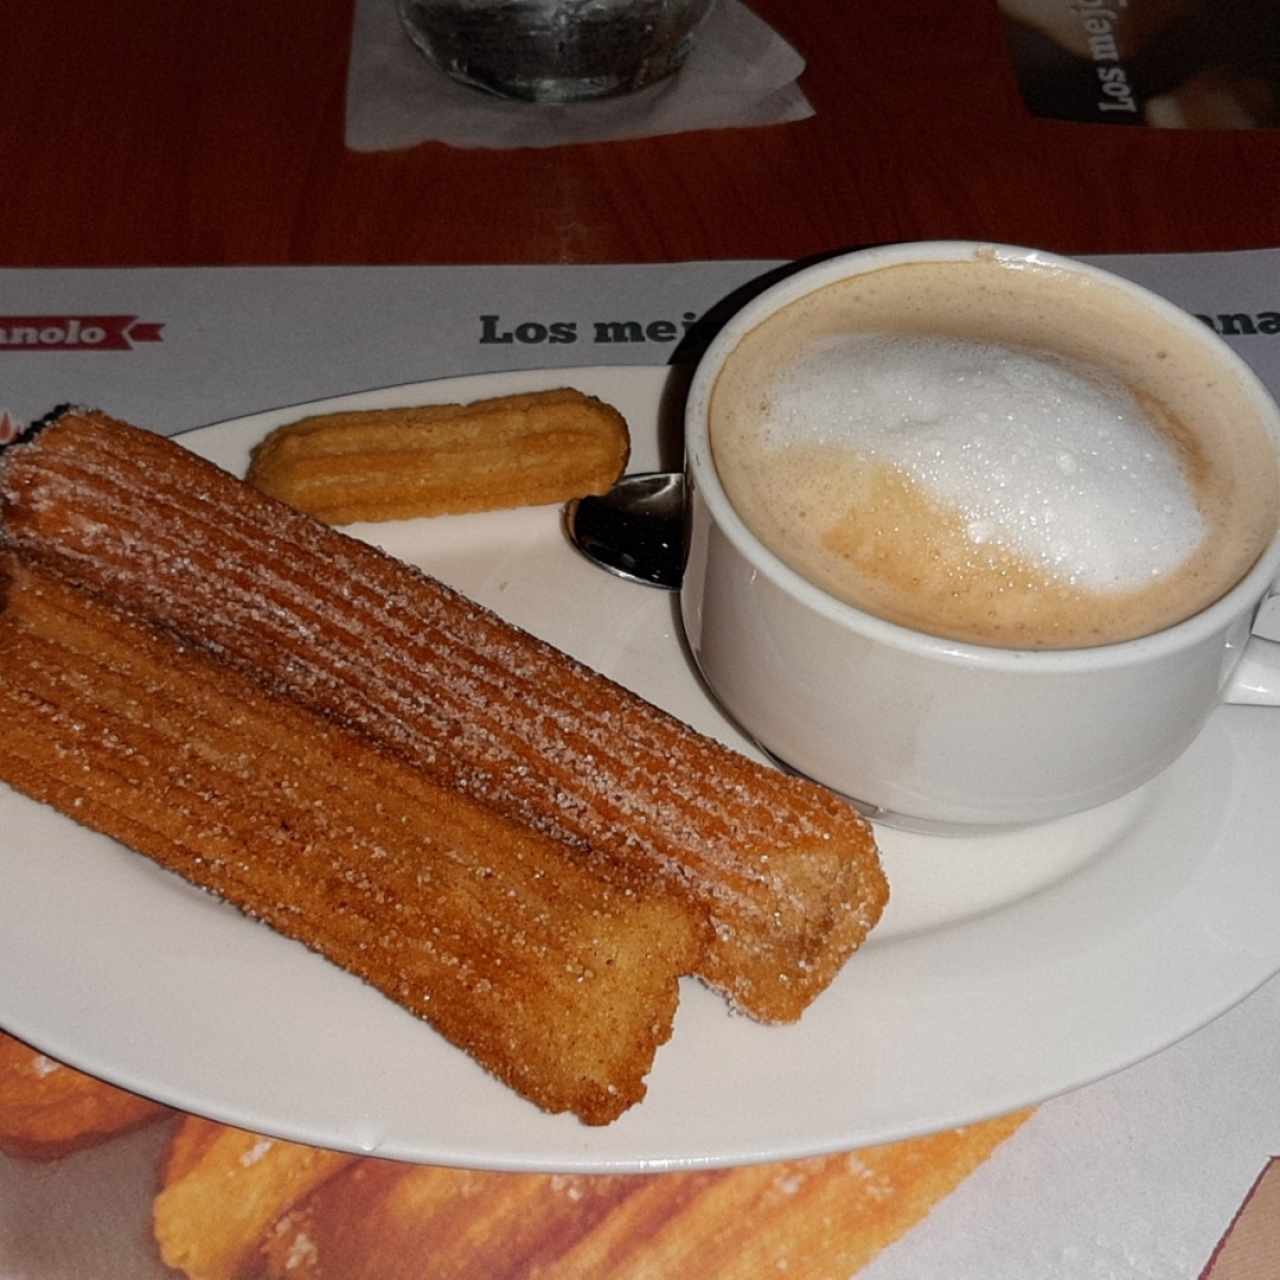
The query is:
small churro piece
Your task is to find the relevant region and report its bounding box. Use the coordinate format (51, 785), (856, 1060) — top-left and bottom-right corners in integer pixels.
(0, 1031), (169, 1159)
(244, 1111), (1032, 1280)
(245, 388), (631, 523)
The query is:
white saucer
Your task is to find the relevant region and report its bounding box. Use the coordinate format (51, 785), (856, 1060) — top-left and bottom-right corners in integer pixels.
(2, 366), (1278, 1173)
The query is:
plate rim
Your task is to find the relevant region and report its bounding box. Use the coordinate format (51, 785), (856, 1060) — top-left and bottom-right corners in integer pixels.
(3, 365), (1279, 1173)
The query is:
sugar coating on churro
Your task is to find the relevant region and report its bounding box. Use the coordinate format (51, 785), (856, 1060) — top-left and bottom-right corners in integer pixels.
(245, 389), (631, 524)
(0, 410), (887, 1024)
(0, 556), (702, 1123)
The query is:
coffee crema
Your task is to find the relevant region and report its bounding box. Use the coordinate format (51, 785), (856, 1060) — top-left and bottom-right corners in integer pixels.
(710, 258), (1279, 649)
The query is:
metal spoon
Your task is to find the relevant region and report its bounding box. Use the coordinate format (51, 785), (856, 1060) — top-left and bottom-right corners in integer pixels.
(564, 471), (687, 590)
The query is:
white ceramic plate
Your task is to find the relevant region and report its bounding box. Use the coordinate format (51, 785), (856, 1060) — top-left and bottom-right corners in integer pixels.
(4, 366), (1280, 1173)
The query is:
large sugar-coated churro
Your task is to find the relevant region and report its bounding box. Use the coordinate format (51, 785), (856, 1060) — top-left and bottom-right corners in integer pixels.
(245, 388), (631, 523)
(0, 409), (887, 1023)
(0, 557), (702, 1123)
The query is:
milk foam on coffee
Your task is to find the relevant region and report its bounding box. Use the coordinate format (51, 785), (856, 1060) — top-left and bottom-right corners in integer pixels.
(710, 258), (1280, 649)
(765, 333), (1204, 592)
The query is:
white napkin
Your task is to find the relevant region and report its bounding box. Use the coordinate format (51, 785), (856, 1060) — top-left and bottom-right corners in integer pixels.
(344, 0), (814, 151)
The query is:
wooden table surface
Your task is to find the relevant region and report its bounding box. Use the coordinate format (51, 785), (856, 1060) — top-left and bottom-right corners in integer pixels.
(5, 0), (1277, 268)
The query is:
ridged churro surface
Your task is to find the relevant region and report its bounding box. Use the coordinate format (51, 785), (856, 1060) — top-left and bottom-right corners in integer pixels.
(0, 409), (886, 1022)
(246, 389), (631, 523)
(0, 558), (701, 1123)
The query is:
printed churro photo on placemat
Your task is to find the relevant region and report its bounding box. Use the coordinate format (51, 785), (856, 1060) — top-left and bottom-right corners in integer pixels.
(0, 1032), (1030, 1278)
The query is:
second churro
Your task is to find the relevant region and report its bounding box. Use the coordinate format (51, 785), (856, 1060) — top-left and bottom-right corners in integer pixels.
(246, 387), (630, 523)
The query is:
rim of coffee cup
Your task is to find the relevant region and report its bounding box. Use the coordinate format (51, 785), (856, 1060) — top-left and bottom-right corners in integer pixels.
(684, 240), (1280, 673)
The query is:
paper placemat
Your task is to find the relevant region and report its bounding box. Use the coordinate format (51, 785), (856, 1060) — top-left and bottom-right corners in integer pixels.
(1, 252), (1279, 1280)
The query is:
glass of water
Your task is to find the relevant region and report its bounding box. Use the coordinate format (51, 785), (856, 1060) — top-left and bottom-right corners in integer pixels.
(397, 0), (718, 103)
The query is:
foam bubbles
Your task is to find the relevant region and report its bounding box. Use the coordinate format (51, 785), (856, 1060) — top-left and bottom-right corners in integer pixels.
(764, 334), (1205, 590)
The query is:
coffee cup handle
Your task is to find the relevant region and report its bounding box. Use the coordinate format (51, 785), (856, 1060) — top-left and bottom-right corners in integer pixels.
(1225, 586), (1280, 707)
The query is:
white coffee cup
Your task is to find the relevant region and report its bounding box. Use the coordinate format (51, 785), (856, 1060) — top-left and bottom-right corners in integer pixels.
(680, 242), (1280, 831)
